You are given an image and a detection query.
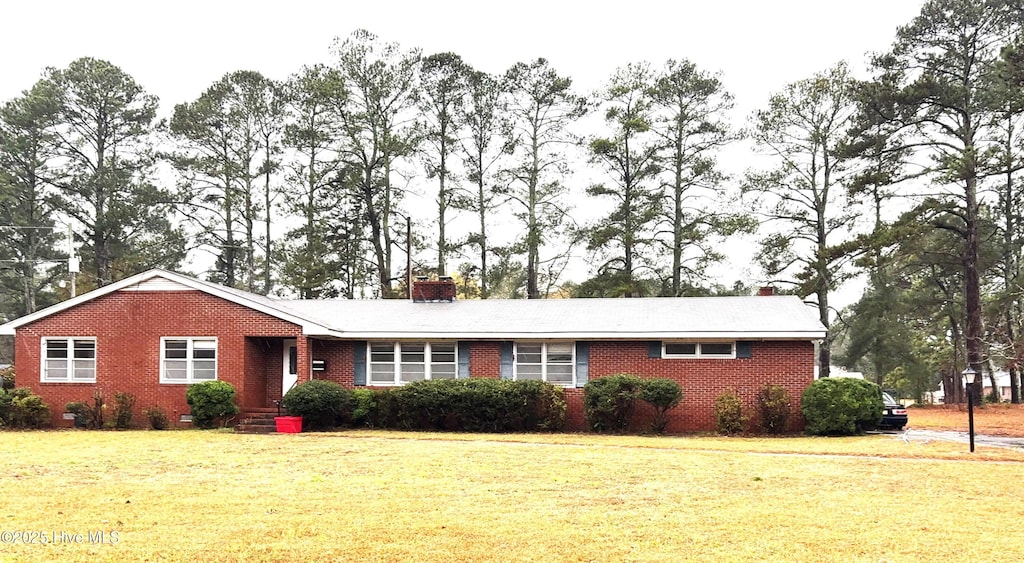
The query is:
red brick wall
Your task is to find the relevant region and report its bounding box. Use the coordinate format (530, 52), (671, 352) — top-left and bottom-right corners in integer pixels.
(586, 341), (814, 432)
(469, 342), (501, 379)
(14, 290), (302, 427)
(15, 291), (814, 433)
(310, 340), (355, 387)
(265, 339), (284, 402)
(302, 339), (813, 433)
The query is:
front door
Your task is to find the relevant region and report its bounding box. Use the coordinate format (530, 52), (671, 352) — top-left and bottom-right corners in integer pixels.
(283, 339), (298, 396)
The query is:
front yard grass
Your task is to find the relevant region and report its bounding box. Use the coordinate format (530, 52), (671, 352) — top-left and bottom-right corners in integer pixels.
(3, 430), (1023, 562)
(907, 402), (1024, 436)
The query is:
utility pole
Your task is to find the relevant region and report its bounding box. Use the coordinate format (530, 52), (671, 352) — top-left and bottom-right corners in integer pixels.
(66, 224), (79, 298)
(406, 217), (412, 300)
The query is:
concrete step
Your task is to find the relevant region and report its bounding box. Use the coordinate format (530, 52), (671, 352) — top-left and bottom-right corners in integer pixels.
(235, 411), (280, 433)
(235, 423), (277, 434)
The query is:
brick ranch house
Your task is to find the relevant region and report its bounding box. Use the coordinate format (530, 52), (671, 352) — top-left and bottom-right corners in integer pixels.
(0, 269), (826, 432)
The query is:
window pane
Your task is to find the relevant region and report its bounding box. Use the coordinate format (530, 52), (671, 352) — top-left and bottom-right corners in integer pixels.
(701, 343), (733, 356)
(401, 364), (425, 382)
(73, 340), (95, 359)
(431, 364), (456, 379)
(164, 360), (188, 380)
(370, 343), (395, 363)
(46, 340), (68, 359)
(193, 359), (216, 372)
(517, 364), (542, 380)
(165, 340), (187, 359)
(45, 359), (68, 379)
(72, 359), (95, 381)
(192, 367), (216, 381)
(547, 343), (573, 363)
(193, 339), (216, 349)
(547, 364), (573, 384)
(370, 364), (394, 384)
(193, 348), (216, 360)
(431, 342), (456, 363)
(517, 344), (542, 364)
(401, 342), (425, 363)
(73, 368), (94, 380)
(665, 343), (697, 356)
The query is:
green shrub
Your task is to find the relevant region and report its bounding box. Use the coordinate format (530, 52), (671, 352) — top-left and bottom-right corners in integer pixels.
(186, 381), (240, 429)
(281, 379), (353, 431)
(351, 388), (377, 428)
(390, 379), (452, 430)
(113, 392), (136, 429)
(800, 378), (883, 436)
(371, 388), (399, 428)
(637, 378), (683, 434)
(714, 390), (747, 435)
(0, 387), (51, 429)
(0, 365), (14, 391)
(379, 379), (566, 432)
(512, 379), (566, 431)
(143, 406), (169, 430)
(65, 401), (90, 428)
(63, 391), (110, 429)
(583, 374), (642, 432)
(756, 384), (791, 434)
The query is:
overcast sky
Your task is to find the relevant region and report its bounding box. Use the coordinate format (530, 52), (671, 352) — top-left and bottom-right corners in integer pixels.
(3, 1), (925, 115)
(0, 0), (928, 300)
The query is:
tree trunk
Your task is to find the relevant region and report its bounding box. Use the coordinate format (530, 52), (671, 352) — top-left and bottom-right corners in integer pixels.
(478, 172), (488, 299)
(964, 176), (984, 406)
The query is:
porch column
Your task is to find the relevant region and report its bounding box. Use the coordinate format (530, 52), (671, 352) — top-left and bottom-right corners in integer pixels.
(296, 337), (312, 383)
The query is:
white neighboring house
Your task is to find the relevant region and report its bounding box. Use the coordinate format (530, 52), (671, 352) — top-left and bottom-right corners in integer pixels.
(825, 367), (864, 379)
(980, 371), (1018, 402)
(937, 371), (1020, 403)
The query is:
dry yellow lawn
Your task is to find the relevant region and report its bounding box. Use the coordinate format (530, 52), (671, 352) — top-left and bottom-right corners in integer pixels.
(908, 403), (1024, 436)
(2, 430), (1023, 563)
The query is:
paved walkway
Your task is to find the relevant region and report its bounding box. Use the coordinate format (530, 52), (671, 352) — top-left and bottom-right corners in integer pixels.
(879, 429), (1024, 450)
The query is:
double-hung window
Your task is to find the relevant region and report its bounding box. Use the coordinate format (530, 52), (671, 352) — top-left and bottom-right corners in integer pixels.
(369, 342), (457, 385)
(515, 342), (574, 386)
(161, 337), (218, 383)
(663, 341), (735, 359)
(41, 338), (96, 382)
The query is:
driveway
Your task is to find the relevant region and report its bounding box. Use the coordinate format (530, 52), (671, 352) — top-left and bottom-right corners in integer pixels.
(878, 429), (1024, 450)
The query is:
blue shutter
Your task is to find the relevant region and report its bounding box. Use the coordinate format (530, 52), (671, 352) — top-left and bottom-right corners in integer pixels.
(500, 342), (514, 380)
(648, 341), (662, 358)
(457, 341), (471, 379)
(736, 341), (753, 359)
(575, 342), (589, 387)
(353, 341), (367, 386)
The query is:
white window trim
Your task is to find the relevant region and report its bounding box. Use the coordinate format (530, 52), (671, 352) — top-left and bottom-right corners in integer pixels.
(367, 341), (458, 386)
(40, 337), (97, 383)
(663, 341), (736, 359)
(160, 337), (219, 384)
(513, 341), (575, 387)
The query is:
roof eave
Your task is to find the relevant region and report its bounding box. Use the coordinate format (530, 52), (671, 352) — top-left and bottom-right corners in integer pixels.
(0, 269), (334, 336)
(305, 331), (827, 340)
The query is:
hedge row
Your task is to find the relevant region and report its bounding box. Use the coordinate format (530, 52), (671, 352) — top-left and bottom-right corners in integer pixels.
(0, 387), (50, 429)
(582, 374), (685, 434)
(283, 378), (567, 432)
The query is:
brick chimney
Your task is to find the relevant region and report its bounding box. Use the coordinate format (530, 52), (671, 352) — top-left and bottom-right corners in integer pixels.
(412, 276), (457, 302)
(758, 286), (776, 296)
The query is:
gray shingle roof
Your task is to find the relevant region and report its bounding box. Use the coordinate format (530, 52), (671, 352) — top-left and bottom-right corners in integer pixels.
(0, 269), (827, 340)
(280, 295), (826, 339)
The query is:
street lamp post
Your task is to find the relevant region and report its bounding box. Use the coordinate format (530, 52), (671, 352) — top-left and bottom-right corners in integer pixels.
(962, 366), (977, 453)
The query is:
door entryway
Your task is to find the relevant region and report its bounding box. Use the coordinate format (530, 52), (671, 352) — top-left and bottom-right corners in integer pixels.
(283, 339), (298, 395)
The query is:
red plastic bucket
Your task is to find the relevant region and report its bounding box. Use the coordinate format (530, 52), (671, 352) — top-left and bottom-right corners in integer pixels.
(275, 416), (303, 433)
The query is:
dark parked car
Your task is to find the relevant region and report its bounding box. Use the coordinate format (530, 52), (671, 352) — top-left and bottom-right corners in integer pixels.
(878, 391), (908, 430)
